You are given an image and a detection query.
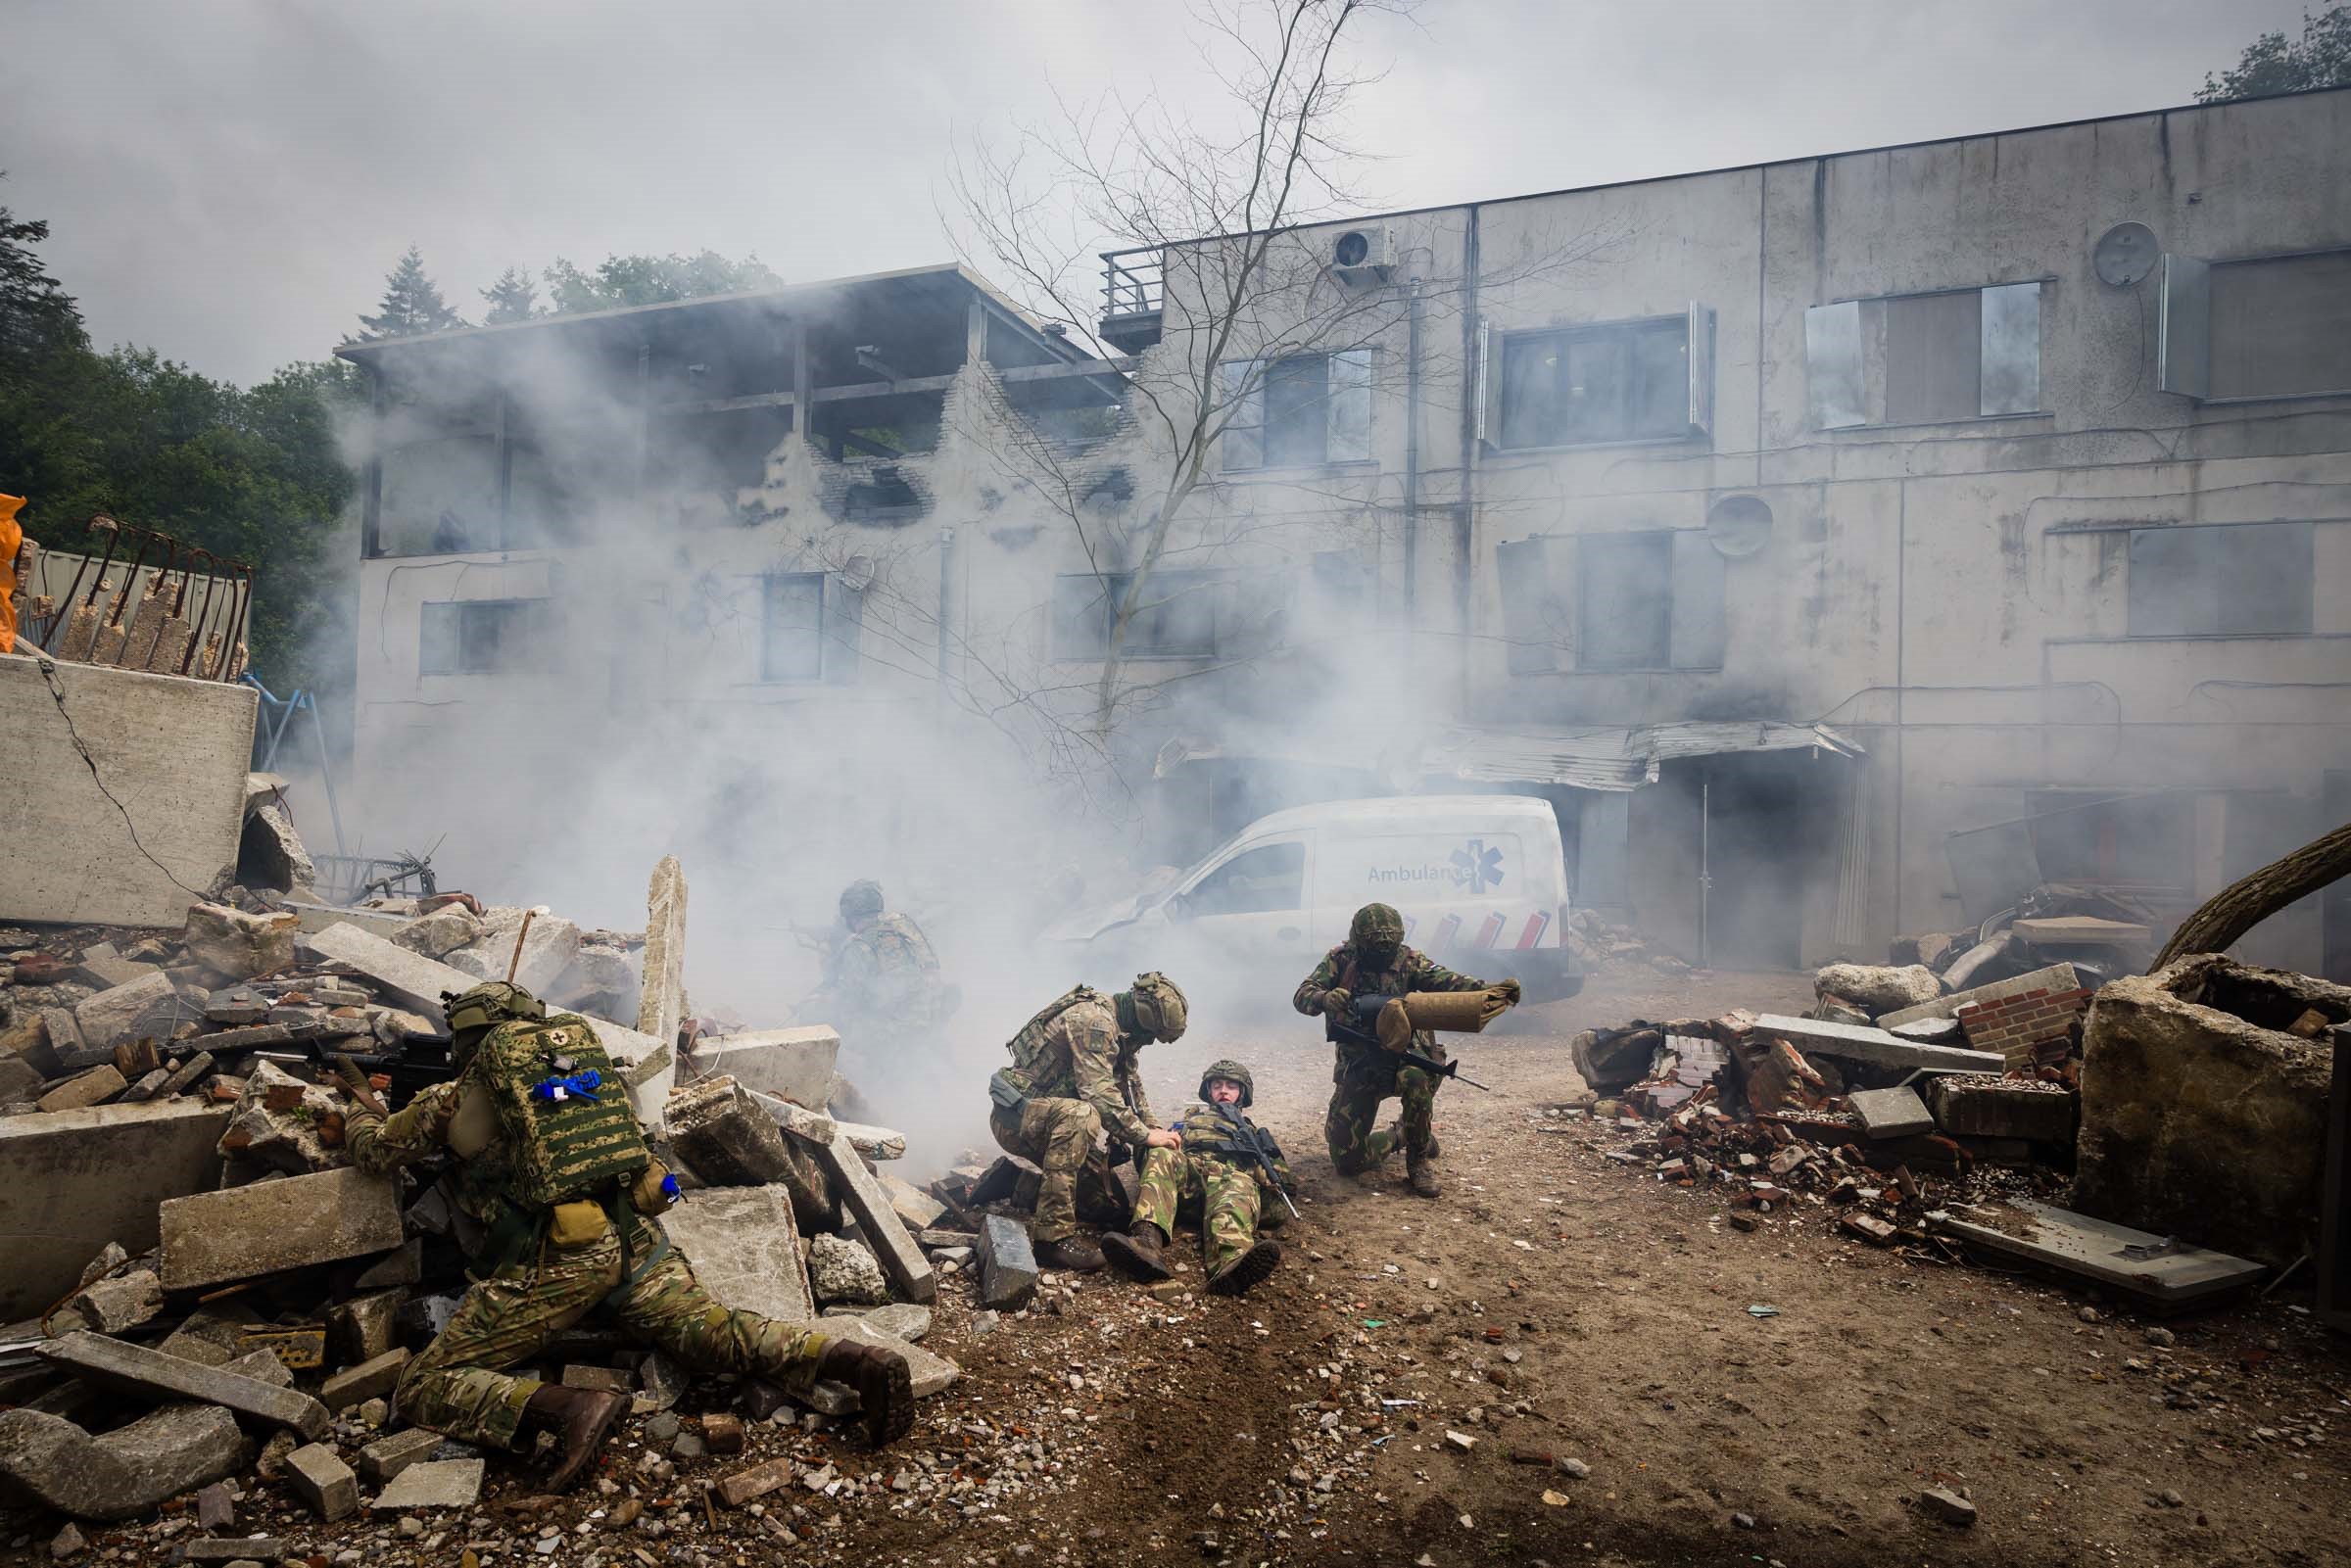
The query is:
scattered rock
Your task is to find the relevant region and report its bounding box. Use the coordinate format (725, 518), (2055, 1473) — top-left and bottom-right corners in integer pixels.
(1919, 1486), (1977, 1526)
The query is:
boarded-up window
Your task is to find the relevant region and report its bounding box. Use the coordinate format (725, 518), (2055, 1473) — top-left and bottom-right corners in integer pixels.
(1806, 281), (2041, 426)
(2209, 252), (2351, 400)
(419, 598), (550, 675)
(2126, 522), (2313, 637)
(1884, 291), (1982, 424)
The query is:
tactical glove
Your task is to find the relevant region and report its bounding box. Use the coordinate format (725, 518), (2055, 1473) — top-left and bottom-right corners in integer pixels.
(1321, 988), (1353, 1018)
(1496, 978), (1522, 1006)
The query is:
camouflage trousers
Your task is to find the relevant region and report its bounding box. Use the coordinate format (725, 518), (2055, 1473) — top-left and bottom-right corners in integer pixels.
(987, 1098), (1130, 1243)
(397, 1220), (829, 1450)
(1134, 1150), (1277, 1276)
(1324, 1047), (1443, 1174)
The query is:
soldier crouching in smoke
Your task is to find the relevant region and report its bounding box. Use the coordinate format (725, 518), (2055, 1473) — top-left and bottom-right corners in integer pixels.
(1293, 902), (1518, 1199)
(986, 973), (1189, 1271)
(1101, 1058), (1294, 1296)
(796, 879), (958, 1119)
(344, 981), (914, 1488)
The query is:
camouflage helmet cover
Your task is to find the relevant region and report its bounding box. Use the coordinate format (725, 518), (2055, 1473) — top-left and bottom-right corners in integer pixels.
(441, 981), (546, 1068)
(1125, 970), (1188, 1042)
(839, 879), (886, 921)
(1350, 902), (1406, 948)
(1198, 1058), (1254, 1108)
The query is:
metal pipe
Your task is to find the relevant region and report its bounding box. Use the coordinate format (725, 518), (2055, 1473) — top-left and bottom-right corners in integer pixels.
(1699, 772), (1713, 970)
(1403, 275), (1422, 623)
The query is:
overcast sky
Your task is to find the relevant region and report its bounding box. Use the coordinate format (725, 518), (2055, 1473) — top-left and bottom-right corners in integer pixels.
(0, 0), (2306, 386)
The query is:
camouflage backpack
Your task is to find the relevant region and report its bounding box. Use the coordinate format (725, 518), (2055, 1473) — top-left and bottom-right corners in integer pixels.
(468, 1013), (650, 1212)
(1004, 983), (1108, 1081)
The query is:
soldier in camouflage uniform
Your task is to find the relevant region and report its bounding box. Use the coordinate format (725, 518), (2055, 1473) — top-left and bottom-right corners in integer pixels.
(987, 972), (1188, 1272)
(346, 981), (913, 1490)
(1293, 903), (1519, 1198)
(813, 880), (957, 1035)
(1102, 1060), (1292, 1296)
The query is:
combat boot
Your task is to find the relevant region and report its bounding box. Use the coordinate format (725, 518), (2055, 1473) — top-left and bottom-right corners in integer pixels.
(813, 1338), (915, 1447)
(1100, 1220), (1173, 1282)
(1207, 1239), (1282, 1296)
(1033, 1235), (1106, 1272)
(1406, 1154), (1443, 1199)
(522, 1384), (630, 1492)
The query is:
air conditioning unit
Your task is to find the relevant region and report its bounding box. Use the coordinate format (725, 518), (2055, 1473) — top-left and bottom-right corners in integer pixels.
(1328, 226), (1396, 288)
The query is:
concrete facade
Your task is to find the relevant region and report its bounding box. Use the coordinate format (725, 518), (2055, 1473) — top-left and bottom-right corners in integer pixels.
(339, 90), (2351, 974)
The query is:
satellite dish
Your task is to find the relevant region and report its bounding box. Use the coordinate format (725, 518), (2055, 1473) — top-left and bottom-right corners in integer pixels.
(1706, 495), (1773, 559)
(2093, 222), (2159, 287)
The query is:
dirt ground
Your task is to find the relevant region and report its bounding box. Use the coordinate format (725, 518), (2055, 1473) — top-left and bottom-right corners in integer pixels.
(874, 963), (2351, 1568)
(10, 966), (2346, 1568)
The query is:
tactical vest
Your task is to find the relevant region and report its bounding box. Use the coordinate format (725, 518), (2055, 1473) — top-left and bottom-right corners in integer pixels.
(1003, 983), (1109, 1094)
(469, 1014), (651, 1212)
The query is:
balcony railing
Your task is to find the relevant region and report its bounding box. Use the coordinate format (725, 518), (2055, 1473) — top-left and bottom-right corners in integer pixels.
(1099, 247), (1165, 352)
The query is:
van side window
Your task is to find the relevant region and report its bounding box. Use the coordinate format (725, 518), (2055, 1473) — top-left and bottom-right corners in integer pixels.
(1186, 842), (1305, 916)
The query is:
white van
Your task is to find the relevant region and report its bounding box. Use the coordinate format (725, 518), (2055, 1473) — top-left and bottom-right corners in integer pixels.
(1044, 795), (1583, 1001)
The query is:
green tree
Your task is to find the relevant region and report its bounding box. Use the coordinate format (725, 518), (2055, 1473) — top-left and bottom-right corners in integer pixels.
(351, 245), (466, 341)
(541, 250), (782, 314)
(2199, 5), (2351, 101)
(0, 191), (85, 363)
(480, 265), (541, 325)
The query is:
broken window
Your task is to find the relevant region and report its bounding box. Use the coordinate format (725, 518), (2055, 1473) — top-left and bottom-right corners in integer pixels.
(419, 599), (551, 676)
(2161, 248), (2351, 402)
(761, 571), (863, 682)
(1184, 840), (1306, 916)
(1804, 281), (2041, 428)
(2125, 522), (2313, 637)
(1053, 568), (1221, 658)
(1495, 532), (1726, 674)
(1220, 350), (1373, 471)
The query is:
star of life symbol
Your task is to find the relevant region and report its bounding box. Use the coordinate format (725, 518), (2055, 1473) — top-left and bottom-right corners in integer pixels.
(1451, 838), (1504, 892)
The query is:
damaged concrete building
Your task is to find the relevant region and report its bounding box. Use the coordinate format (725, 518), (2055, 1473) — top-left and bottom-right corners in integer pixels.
(340, 85), (2351, 974)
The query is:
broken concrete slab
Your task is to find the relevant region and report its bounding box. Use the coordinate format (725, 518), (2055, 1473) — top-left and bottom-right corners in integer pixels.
(369, 1456), (482, 1510)
(657, 1183), (813, 1324)
(1814, 963), (1943, 1017)
(447, 910), (580, 995)
(0, 1052), (42, 1104)
(36, 1065), (125, 1113)
(837, 1119), (906, 1161)
(807, 1234), (891, 1307)
(294, 922), (477, 1026)
(688, 1026), (838, 1109)
(181, 903), (299, 981)
(159, 1165), (405, 1292)
(320, 1348), (409, 1411)
(806, 1121), (935, 1305)
(36, 1331), (329, 1439)
(352, 1238), (423, 1291)
(4, 654), (257, 927)
(242, 797), (315, 893)
(389, 906), (481, 961)
(968, 1154), (1043, 1211)
(2074, 957), (2341, 1266)
(636, 857), (688, 1051)
(0, 1098), (229, 1318)
(0, 1402), (251, 1522)
(1928, 1076), (2078, 1143)
(216, 1060), (343, 1175)
(285, 1442), (358, 1521)
(178, 1538), (286, 1563)
(1879, 963), (2082, 1031)
(72, 972), (179, 1049)
(1931, 1198), (2265, 1308)
(154, 1303), (265, 1368)
(879, 1171), (946, 1232)
(54, 1268), (163, 1335)
(668, 1074), (799, 1187)
(355, 1428), (440, 1486)
(811, 1314), (958, 1398)
(1847, 1086), (1934, 1140)
(1751, 1015), (2004, 1076)
(828, 1302), (933, 1342)
(978, 1214), (1038, 1312)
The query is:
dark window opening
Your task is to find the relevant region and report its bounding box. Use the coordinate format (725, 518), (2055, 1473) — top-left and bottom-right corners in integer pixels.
(1500, 317), (1688, 448)
(2126, 522), (2312, 637)
(419, 599), (551, 676)
(842, 467), (923, 522)
(1221, 351), (1371, 470)
(1053, 569), (1221, 658)
(1577, 533), (1673, 670)
(1184, 841), (1305, 916)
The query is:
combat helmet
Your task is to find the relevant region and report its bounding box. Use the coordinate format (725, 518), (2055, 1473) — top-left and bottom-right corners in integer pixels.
(1350, 902), (1405, 959)
(1124, 971), (1189, 1043)
(440, 981), (546, 1069)
(839, 879), (886, 922)
(1198, 1058), (1254, 1109)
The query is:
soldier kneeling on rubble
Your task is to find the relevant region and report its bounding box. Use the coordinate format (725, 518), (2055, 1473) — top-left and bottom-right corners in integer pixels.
(344, 981), (915, 1489)
(1102, 1059), (1295, 1296)
(987, 972), (1189, 1272)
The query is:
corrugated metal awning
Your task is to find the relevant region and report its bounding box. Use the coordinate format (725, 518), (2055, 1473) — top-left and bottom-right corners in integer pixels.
(1155, 720), (1863, 788)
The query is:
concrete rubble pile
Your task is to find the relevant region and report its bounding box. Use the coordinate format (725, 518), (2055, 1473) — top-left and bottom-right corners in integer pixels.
(0, 852), (1003, 1559)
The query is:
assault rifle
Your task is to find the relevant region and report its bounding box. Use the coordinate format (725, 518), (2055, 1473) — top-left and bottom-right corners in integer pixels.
(1330, 994), (1494, 1092)
(252, 1022), (456, 1110)
(1198, 1102), (1302, 1218)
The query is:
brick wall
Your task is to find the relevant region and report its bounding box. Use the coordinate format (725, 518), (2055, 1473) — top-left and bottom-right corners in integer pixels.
(1954, 986), (2091, 1069)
